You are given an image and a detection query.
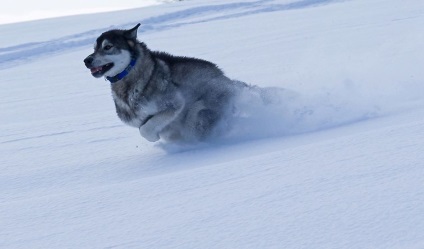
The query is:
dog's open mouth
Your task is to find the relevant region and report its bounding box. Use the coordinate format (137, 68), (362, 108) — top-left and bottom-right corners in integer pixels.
(90, 63), (114, 77)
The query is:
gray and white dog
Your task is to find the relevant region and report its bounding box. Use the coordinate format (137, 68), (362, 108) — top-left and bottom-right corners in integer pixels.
(84, 24), (257, 143)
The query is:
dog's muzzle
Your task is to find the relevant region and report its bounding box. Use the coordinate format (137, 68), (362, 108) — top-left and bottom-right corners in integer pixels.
(84, 55), (114, 78)
(84, 56), (94, 68)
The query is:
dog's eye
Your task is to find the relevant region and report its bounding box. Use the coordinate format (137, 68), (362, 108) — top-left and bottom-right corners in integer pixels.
(104, 45), (113, 51)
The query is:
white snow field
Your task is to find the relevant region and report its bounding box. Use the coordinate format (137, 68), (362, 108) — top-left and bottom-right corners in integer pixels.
(0, 0), (165, 25)
(1, 0), (424, 248)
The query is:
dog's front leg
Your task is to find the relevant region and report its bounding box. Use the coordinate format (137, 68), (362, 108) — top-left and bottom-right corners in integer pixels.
(139, 109), (177, 142)
(139, 93), (185, 142)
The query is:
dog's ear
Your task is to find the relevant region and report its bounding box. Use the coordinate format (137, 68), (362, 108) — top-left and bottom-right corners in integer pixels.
(124, 23), (141, 40)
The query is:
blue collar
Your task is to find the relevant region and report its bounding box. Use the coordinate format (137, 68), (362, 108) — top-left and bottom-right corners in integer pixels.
(106, 56), (138, 84)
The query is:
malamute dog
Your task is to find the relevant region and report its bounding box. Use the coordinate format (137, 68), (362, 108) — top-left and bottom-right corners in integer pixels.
(84, 24), (252, 143)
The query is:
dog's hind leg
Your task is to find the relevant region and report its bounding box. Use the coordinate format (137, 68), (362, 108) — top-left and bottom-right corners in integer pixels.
(195, 109), (219, 139)
(184, 100), (220, 141)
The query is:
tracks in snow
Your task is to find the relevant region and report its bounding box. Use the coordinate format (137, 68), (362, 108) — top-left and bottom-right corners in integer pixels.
(0, 0), (341, 70)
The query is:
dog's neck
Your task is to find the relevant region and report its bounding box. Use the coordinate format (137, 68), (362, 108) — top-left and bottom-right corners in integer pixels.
(106, 55), (138, 84)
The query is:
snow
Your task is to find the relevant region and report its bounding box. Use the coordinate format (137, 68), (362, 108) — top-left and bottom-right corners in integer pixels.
(1, 0), (424, 248)
(0, 0), (165, 25)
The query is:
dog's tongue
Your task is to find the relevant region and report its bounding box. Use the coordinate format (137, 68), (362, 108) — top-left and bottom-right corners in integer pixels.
(90, 66), (102, 73)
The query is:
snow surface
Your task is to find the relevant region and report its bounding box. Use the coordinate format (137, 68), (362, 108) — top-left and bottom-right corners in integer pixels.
(1, 0), (424, 248)
(0, 0), (166, 25)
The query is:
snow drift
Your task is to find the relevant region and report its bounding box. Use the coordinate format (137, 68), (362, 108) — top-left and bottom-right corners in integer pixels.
(1, 0), (424, 248)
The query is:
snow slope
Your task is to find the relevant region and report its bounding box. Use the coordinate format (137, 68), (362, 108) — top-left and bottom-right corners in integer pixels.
(1, 0), (424, 248)
(0, 0), (166, 25)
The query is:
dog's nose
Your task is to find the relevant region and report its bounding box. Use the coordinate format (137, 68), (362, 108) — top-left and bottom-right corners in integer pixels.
(84, 56), (94, 67)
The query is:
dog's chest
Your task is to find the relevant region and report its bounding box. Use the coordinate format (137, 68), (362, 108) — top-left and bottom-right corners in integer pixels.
(111, 84), (157, 127)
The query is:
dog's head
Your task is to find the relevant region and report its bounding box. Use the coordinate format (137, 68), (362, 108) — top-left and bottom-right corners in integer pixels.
(84, 23), (140, 78)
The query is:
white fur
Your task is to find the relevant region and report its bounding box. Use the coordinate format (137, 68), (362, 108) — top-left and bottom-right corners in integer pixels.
(90, 39), (132, 77)
(139, 92), (185, 142)
(102, 50), (132, 77)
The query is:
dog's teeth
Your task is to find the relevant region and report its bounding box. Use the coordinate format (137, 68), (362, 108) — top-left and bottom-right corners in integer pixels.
(90, 67), (102, 73)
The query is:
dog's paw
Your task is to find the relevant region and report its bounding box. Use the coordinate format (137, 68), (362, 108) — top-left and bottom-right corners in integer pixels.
(139, 125), (160, 142)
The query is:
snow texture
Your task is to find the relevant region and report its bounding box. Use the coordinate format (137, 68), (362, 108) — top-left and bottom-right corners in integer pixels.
(1, 0), (424, 248)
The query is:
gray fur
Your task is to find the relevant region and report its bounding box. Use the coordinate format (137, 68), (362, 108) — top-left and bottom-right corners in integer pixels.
(84, 24), (248, 143)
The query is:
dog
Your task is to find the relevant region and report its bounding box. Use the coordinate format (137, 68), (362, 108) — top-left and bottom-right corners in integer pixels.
(84, 23), (254, 143)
